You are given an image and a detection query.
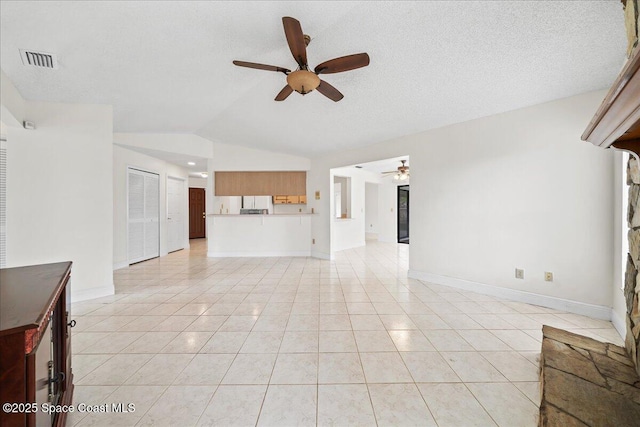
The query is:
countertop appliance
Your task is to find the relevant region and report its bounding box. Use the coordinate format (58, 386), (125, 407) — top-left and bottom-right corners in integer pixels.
(240, 209), (268, 214)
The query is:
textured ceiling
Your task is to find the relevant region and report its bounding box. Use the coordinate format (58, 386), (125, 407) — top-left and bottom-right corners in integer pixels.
(353, 156), (409, 174)
(0, 1), (627, 157)
(116, 144), (208, 177)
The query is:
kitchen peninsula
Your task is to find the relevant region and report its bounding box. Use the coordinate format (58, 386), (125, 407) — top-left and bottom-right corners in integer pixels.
(208, 213), (312, 257)
(208, 171), (313, 257)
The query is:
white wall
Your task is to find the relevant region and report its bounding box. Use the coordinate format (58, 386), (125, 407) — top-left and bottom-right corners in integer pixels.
(273, 203), (309, 214)
(113, 145), (189, 269)
(310, 91), (616, 316)
(115, 132), (214, 159)
(3, 98), (114, 302)
(189, 177), (207, 188)
(378, 178), (399, 243)
(0, 69), (25, 127)
(211, 142), (311, 171)
(365, 182), (379, 235)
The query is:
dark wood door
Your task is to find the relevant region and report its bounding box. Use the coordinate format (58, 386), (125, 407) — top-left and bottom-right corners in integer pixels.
(189, 188), (206, 239)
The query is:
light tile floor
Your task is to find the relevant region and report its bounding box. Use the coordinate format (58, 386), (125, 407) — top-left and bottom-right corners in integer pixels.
(68, 239), (623, 426)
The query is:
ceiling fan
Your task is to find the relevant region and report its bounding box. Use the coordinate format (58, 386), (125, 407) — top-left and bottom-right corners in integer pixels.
(381, 160), (410, 181)
(233, 16), (370, 102)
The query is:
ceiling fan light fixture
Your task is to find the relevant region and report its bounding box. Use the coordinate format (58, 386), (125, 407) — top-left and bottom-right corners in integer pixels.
(286, 70), (320, 94)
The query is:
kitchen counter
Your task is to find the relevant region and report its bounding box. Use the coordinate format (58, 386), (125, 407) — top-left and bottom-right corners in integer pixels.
(209, 213), (315, 217)
(207, 213), (312, 257)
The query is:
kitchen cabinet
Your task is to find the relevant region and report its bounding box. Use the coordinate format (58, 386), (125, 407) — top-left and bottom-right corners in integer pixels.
(273, 195), (306, 204)
(215, 171), (306, 196)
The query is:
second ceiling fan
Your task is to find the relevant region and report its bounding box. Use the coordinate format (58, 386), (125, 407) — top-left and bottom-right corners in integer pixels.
(233, 16), (370, 102)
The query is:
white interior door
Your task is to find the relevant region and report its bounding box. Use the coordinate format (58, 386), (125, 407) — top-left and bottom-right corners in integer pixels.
(128, 168), (159, 264)
(167, 176), (184, 253)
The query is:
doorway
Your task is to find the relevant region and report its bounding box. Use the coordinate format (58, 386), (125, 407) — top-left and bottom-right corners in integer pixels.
(189, 188), (206, 239)
(397, 185), (409, 244)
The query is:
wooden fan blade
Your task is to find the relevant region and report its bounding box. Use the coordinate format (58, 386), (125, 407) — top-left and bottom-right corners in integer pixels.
(233, 60), (290, 74)
(275, 85), (293, 101)
(282, 17), (308, 67)
(381, 171), (397, 174)
(316, 80), (344, 102)
(315, 53), (370, 75)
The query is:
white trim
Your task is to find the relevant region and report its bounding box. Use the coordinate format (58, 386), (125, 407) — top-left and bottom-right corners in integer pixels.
(208, 250), (311, 258)
(71, 285), (115, 303)
(611, 309), (626, 340)
(407, 270), (612, 320)
(332, 241), (366, 253)
(311, 250), (332, 260)
(113, 261), (128, 271)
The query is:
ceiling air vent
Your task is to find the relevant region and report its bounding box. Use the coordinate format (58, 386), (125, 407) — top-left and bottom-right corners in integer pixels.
(19, 49), (58, 69)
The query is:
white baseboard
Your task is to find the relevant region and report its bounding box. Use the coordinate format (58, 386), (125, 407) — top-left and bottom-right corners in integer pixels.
(333, 241), (366, 252)
(71, 285), (115, 303)
(611, 309), (627, 340)
(407, 270), (612, 321)
(378, 237), (396, 243)
(208, 251), (311, 258)
(113, 261), (128, 271)
(311, 251), (332, 260)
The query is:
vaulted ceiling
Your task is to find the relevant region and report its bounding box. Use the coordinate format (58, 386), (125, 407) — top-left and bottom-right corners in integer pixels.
(0, 1), (627, 157)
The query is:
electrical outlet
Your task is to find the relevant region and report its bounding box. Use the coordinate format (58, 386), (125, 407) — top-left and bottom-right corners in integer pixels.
(312, 238), (315, 244)
(515, 268), (524, 279)
(545, 272), (553, 282)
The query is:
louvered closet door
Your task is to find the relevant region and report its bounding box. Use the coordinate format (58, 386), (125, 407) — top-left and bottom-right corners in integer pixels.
(128, 168), (160, 264)
(0, 139), (6, 268)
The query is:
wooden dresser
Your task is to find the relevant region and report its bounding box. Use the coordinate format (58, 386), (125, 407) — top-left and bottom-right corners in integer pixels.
(0, 262), (74, 427)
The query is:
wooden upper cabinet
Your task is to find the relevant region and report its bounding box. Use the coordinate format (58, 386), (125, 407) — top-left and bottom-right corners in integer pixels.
(215, 171), (307, 196)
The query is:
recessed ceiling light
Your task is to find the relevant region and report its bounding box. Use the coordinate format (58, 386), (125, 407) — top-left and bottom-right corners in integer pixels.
(187, 161), (195, 166)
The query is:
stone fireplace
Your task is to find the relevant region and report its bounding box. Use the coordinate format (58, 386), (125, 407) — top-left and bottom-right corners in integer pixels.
(625, 155), (640, 376)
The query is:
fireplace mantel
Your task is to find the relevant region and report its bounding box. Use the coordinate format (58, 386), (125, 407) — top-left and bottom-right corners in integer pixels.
(582, 45), (640, 157)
